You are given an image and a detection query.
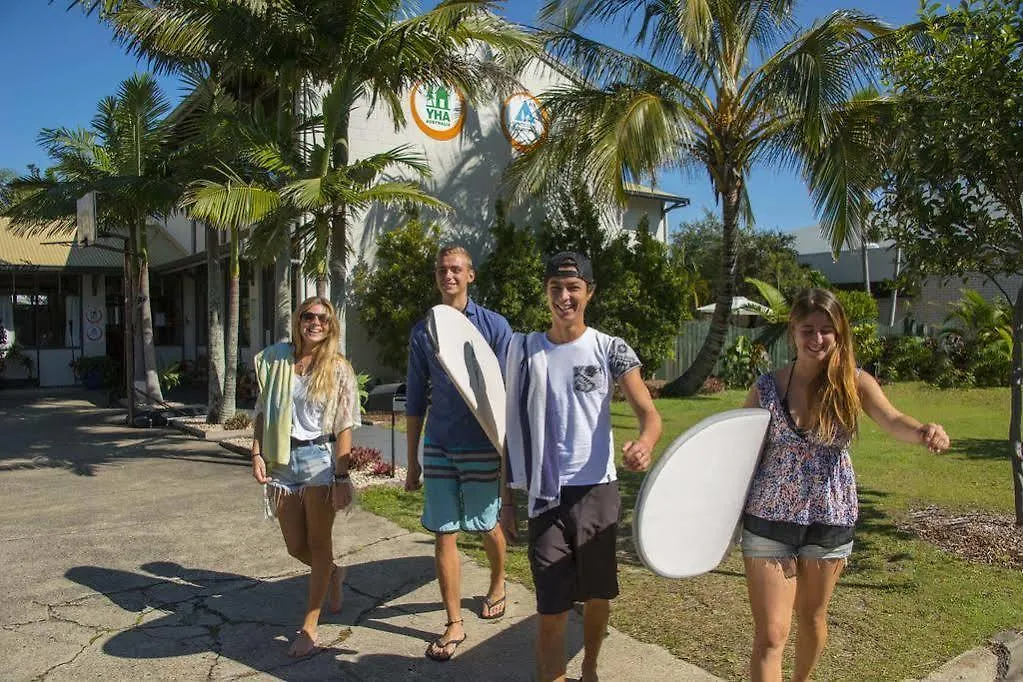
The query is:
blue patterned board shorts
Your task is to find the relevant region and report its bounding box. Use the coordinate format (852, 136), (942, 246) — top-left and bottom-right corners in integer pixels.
(264, 443), (333, 517)
(422, 440), (501, 533)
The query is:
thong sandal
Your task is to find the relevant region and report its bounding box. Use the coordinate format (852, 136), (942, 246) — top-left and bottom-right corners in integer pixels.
(480, 585), (506, 620)
(425, 619), (466, 662)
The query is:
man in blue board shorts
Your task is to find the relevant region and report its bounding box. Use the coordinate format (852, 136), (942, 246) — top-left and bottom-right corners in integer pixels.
(505, 251), (662, 682)
(405, 245), (513, 662)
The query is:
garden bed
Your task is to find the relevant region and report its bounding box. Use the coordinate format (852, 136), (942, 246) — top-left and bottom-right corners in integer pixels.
(169, 415), (253, 441)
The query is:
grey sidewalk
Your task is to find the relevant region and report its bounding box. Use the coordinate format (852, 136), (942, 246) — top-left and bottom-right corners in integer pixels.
(0, 393), (719, 681)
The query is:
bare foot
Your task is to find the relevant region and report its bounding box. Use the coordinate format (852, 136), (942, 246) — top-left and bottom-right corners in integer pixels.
(288, 629), (317, 657)
(425, 619), (465, 662)
(581, 660), (599, 682)
(480, 583), (506, 619)
(327, 564), (346, 613)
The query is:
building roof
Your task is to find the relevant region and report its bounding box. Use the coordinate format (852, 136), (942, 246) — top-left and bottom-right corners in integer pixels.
(0, 218), (188, 271)
(622, 181), (690, 205)
(788, 223), (894, 256)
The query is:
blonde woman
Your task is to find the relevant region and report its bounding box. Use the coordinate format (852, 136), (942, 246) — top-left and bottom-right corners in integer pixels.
(741, 288), (950, 682)
(250, 296), (360, 657)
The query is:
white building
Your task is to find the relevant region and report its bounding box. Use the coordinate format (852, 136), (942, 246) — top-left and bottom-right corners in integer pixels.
(1, 56), (689, 387)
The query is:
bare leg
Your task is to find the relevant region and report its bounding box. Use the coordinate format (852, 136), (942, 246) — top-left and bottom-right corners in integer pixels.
(480, 524), (506, 617)
(792, 559), (845, 682)
(427, 532), (465, 659)
(745, 557), (798, 682)
(277, 490), (342, 612)
(289, 486), (335, 657)
(581, 598), (610, 681)
(537, 610), (570, 682)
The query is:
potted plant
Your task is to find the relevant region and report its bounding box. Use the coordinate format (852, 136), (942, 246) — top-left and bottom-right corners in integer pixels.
(0, 342), (35, 389)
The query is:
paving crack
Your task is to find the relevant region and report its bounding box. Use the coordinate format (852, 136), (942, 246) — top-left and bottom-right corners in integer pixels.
(35, 629), (106, 681)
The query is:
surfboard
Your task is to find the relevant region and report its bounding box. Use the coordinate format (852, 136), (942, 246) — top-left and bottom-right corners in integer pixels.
(632, 408), (771, 578)
(426, 304), (506, 454)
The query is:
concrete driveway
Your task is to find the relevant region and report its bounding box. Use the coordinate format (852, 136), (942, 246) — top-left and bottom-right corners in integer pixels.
(0, 392), (719, 681)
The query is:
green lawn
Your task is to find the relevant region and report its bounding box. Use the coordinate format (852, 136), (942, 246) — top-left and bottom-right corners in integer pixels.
(359, 383), (1022, 681)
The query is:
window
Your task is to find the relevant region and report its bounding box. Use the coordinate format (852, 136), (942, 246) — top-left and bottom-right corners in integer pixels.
(152, 274), (184, 346)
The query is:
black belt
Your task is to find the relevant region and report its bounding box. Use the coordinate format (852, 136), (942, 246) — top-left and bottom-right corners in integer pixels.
(290, 434), (336, 449)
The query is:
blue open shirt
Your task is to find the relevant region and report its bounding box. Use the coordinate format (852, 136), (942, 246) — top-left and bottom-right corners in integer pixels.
(405, 299), (512, 449)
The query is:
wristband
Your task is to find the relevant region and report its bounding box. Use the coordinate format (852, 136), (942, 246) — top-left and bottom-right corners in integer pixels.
(333, 472), (350, 482)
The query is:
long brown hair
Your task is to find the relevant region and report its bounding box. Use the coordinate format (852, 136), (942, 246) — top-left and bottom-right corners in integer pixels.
(291, 296), (342, 405)
(789, 288), (861, 443)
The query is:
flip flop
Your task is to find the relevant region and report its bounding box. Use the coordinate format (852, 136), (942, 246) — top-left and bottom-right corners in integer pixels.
(288, 630), (319, 658)
(425, 619), (466, 662)
(480, 588), (506, 620)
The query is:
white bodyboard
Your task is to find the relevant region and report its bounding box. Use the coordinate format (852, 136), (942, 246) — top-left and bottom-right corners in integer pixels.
(633, 408), (771, 578)
(426, 304), (506, 454)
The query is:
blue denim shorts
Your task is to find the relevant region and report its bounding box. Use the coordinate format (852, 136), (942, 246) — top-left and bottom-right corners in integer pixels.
(741, 528), (854, 561)
(269, 443), (334, 493)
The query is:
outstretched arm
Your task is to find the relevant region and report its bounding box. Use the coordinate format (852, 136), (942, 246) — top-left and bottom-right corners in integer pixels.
(619, 368), (662, 472)
(859, 371), (950, 452)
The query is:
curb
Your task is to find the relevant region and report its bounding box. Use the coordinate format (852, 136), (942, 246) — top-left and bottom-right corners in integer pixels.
(916, 630), (1023, 681)
(168, 418), (253, 441)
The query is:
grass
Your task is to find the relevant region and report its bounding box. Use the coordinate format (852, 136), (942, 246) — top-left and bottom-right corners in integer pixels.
(359, 383), (1023, 681)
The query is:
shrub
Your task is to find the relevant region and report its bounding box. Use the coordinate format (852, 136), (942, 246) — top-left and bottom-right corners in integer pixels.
(159, 362), (183, 392)
(71, 355), (117, 388)
(370, 460), (395, 476)
(833, 289), (879, 324)
(971, 343), (1012, 387)
(351, 446), (383, 470)
(351, 216), (441, 374)
(722, 336), (770, 389)
(877, 336), (932, 382)
(223, 412), (252, 430)
(852, 323), (882, 370)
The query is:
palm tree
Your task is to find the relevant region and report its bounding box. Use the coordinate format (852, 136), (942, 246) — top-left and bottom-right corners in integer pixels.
(90, 0), (536, 351)
(943, 289), (1012, 350)
(3, 74), (182, 404)
(510, 0), (896, 395)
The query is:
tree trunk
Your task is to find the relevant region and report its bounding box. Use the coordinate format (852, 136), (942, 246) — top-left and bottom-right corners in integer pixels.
(274, 236), (292, 342)
(206, 225), (226, 424)
(123, 238), (136, 423)
(663, 181), (742, 397)
(861, 238), (871, 294)
(223, 226), (240, 420)
(135, 221), (164, 404)
(329, 203), (348, 355)
(1009, 283), (1023, 525)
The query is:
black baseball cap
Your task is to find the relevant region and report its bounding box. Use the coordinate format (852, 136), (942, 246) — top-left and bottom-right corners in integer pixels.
(544, 251), (595, 283)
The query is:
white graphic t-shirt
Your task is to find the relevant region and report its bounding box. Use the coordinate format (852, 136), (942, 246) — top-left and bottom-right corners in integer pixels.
(542, 327), (642, 486)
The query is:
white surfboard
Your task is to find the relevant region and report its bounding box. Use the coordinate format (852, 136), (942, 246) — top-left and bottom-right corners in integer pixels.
(633, 408), (771, 578)
(426, 304), (506, 454)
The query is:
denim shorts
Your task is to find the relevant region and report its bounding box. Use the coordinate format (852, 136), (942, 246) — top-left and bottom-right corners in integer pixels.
(268, 443), (334, 493)
(741, 528), (854, 560)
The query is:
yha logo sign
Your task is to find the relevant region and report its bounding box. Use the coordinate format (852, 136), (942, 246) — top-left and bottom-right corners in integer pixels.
(411, 81), (466, 141)
(501, 92), (547, 152)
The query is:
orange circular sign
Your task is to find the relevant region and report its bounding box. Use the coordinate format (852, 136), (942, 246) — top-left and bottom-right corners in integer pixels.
(410, 81), (466, 141)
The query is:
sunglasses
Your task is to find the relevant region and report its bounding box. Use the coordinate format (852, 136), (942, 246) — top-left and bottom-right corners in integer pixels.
(300, 311), (330, 324)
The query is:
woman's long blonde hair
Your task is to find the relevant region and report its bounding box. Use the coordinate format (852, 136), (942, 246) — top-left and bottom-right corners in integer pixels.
(790, 289), (861, 444)
(291, 296), (342, 405)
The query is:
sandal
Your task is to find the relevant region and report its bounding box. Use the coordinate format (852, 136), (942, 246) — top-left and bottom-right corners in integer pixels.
(425, 619), (466, 662)
(480, 584), (506, 620)
(288, 629), (319, 658)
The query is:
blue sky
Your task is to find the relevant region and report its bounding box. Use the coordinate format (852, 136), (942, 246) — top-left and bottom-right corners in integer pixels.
(0, 1), (922, 233)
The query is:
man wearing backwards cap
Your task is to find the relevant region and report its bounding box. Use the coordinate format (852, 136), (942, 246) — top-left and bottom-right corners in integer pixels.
(504, 251), (663, 682)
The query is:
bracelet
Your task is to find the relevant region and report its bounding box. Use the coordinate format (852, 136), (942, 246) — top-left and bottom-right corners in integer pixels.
(333, 472), (350, 482)
(250, 452), (261, 459)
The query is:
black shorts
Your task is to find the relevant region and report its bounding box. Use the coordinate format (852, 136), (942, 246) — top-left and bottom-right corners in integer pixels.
(527, 481), (621, 615)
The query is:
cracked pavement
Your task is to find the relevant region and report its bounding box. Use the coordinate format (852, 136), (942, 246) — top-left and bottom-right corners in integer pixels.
(0, 393), (720, 681)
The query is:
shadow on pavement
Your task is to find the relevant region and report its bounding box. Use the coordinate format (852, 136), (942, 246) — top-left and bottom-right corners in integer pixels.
(64, 557), (580, 680)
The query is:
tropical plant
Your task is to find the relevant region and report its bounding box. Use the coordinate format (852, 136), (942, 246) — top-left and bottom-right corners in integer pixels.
(877, 0), (1023, 522)
(2, 74), (184, 403)
(509, 1), (899, 396)
(942, 289), (1012, 349)
(0, 342), (34, 378)
(833, 288), (879, 325)
(350, 216), (442, 374)
(721, 335), (770, 390)
(743, 277), (790, 324)
(91, 0), (537, 350)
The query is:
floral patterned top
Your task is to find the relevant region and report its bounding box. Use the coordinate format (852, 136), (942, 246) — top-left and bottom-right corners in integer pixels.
(744, 372), (858, 527)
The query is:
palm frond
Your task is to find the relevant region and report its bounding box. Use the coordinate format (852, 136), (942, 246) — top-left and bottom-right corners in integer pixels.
(182, 178), (280, 229)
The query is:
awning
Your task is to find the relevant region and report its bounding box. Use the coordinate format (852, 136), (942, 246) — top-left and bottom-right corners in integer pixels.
(0, 218), (188, 272)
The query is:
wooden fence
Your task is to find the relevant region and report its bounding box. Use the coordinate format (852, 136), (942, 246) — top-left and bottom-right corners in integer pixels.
(653, 320), (909, 380)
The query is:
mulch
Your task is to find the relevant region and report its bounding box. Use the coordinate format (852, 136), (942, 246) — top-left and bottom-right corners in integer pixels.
(900, 506), (1023, 571)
